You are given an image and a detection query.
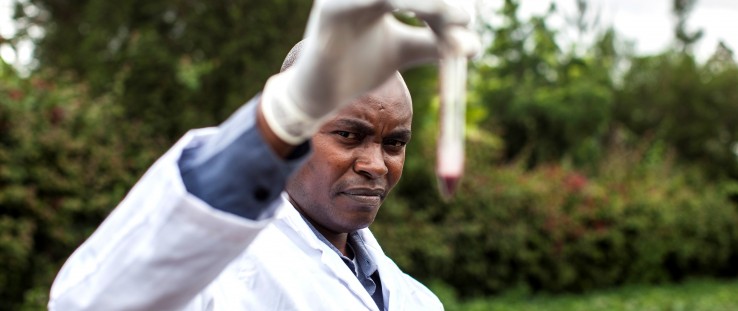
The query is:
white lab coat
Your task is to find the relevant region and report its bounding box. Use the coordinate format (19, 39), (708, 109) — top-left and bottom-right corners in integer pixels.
(49, 129), (443, 311)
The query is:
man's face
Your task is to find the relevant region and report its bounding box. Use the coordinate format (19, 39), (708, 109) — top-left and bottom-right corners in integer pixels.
(286, 74), (412, 234)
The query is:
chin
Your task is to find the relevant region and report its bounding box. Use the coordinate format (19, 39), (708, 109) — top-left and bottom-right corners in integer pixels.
(334, 213), (378, 233)
(326, 196), (383, 232)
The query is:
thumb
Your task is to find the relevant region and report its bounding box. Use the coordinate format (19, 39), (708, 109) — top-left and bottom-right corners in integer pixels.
(394, 22), (481, 68)
(389, 0), (471, 27)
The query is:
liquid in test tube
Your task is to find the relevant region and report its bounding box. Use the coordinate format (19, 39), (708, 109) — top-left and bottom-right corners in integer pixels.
(436, 52), (467, 200)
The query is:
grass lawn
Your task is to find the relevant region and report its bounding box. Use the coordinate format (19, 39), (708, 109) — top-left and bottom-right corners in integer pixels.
(435, 278), (738, 311)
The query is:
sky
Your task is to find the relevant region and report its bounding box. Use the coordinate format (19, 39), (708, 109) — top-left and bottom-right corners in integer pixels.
(516, 0), (736, 60)
(1, 0), (736, 70)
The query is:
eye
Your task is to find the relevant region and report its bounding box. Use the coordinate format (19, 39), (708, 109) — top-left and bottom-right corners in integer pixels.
(384, 139), (407, 148)
(335, 131), (361, 141)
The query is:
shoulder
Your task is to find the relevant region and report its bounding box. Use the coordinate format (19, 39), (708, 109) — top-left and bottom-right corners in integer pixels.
(358, 228), (444, 309)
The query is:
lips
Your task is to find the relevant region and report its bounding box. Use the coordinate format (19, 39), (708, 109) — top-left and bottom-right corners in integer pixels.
(340, 188), (385, 205)
(343, 188), (385, 196)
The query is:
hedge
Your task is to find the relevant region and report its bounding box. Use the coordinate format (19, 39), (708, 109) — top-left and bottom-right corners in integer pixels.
(374, 137), (738, 296)
(0, 64), (163, 310)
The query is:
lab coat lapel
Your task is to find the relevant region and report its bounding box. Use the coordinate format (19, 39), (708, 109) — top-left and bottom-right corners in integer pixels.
(276, 196), (380, 311)
(359, 230), (405, 311)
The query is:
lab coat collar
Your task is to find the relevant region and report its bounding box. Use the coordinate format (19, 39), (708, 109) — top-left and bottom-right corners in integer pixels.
(274, 194), (382, 311)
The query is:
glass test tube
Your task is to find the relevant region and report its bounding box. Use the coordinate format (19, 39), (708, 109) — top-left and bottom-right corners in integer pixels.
(436, 51), (467, 200)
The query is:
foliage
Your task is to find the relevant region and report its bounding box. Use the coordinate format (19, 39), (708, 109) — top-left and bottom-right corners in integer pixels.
(473, 0), (617, 168)
(375, 137), (738, 296)
(12, 0), (311, 139)
(0, 61), (162, 310)
(615, 50), (738, 180)
(672, 0), (703, 52)
(380, 1), (738, 295)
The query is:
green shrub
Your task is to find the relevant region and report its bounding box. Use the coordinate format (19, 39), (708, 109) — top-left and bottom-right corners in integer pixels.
(0, 63), (163, 310)
(615, 52), (738, 180)
(374, 138), (738, 297)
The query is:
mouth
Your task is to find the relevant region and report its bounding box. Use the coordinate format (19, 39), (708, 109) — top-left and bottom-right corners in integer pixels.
(340, 188), (385, 205)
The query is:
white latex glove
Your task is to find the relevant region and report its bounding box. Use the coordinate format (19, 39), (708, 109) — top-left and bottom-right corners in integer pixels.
(261, 0), (481, 145)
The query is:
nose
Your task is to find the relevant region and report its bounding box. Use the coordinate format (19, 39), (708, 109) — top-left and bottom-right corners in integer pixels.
(353, 143), (389, 179)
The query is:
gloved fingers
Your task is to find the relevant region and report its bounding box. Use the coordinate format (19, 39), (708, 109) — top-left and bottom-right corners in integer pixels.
(393, 21), (481, 68)
(312, 0), (391, 22)
(443, 26), (482, 57)
(388, 0), (471, 28)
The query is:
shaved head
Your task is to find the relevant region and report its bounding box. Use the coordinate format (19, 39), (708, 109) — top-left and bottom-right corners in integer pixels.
(281, 40), (305, 72)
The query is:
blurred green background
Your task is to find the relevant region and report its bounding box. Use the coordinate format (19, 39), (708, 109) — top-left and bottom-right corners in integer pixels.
(1, 0), (737, 310)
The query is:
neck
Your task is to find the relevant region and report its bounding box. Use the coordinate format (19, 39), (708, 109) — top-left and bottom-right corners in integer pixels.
(315, 223), (350, 257)
(287, 195), (350, 257)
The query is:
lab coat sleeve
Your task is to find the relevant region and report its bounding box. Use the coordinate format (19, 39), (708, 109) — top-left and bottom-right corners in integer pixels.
(49, 98), (309, 311)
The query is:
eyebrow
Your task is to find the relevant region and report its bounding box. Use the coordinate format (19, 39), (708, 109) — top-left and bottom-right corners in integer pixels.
(387, 128), (412, 142)
(331, 118), (412, 141)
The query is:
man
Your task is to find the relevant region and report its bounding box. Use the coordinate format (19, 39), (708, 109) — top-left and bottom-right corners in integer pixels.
(49, 0), (478, 310)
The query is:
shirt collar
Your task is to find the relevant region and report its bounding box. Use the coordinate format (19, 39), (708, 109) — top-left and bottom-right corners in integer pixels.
(299, 214), (379, 283)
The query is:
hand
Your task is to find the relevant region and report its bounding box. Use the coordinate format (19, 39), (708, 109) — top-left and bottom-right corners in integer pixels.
(261, 0), (481, 145)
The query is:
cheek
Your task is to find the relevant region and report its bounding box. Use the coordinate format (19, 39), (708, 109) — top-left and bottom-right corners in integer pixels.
(322, 149), (348, 167)
(310, 142), (355, 184)
(290, 162), (317, 193)
(385, 153), (405, 185)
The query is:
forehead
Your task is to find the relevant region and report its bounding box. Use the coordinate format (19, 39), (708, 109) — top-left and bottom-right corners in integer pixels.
(333, 74), (413, 125)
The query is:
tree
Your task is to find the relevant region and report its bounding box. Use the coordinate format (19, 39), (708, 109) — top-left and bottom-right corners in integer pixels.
(472, 0), (615, 168)
(13, 0), (312, 139)
(672, 0), (703, 53)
